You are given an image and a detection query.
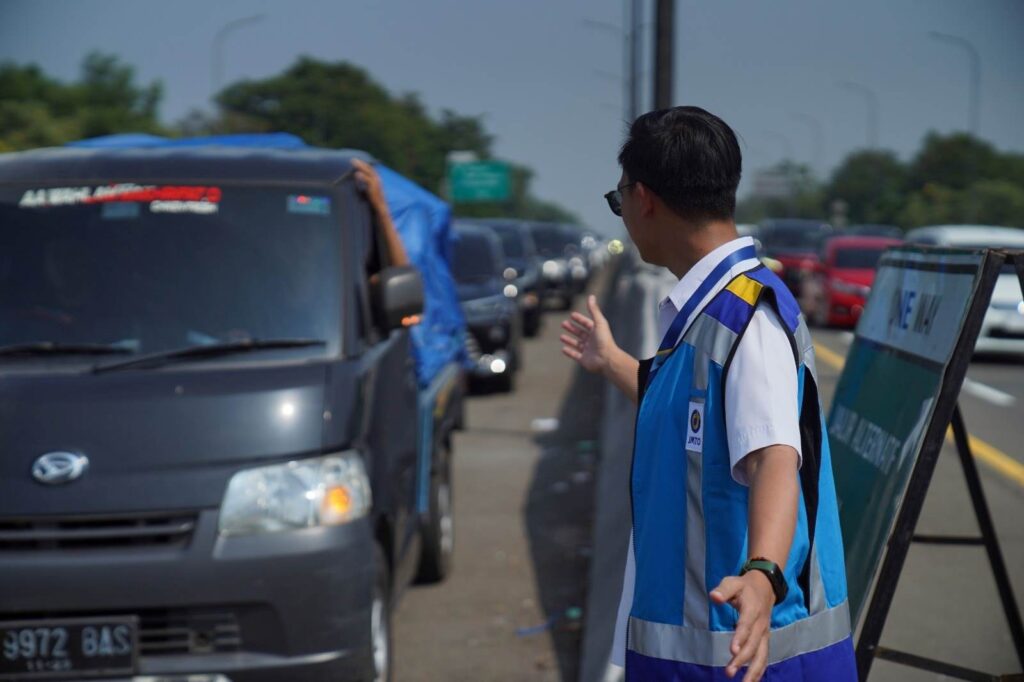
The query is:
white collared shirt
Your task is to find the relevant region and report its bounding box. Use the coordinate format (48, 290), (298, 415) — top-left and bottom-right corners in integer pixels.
(609, 236), (802, 669)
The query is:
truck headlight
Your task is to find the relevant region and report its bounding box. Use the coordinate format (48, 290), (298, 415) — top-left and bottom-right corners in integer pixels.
(218, 451), (371, 536)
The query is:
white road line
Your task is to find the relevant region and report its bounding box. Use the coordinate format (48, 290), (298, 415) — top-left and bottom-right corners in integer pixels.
(962, 377), (1017, 407)
(825, 332), (1016, 408)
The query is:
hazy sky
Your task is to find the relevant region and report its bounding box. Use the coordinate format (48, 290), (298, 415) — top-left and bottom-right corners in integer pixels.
(2, 0), (1022, 235)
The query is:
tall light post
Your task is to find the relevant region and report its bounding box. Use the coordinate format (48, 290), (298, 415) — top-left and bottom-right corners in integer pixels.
(928, 30), (981, 135)
(582, 17), (632, 123)
(628, 0), (642, 120)
(211, 14), (265, 97)
(838, 80), (879, 148)
(653, 0), (675, 110)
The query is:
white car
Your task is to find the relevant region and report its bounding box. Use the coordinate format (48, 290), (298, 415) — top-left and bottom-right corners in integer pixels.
(904, 225), (1024, 355)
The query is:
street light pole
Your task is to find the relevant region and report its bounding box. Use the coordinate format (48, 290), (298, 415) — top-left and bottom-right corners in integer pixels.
(211, 14), (265, 98)
(653, 0), (675, 109)
(838, 81), (879, 148)
(928, 30), (981, 135)
(582, 17), (631, 124)
(628, 0), (642, 120)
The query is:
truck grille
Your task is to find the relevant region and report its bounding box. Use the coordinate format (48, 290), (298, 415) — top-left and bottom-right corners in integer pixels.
(2, 609), (242, 656)
(139, 610), (242, 655)
(0, 512), (197, 551)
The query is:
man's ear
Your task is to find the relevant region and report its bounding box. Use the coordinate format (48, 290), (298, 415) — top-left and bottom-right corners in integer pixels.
(634, 183), (657, 217)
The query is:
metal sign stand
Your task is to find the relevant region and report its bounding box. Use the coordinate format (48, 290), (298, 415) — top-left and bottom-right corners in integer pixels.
(855, 250), (1024, 682)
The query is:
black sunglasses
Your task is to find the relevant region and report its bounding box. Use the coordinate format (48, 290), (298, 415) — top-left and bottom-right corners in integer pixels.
(604, 182), (637, 216)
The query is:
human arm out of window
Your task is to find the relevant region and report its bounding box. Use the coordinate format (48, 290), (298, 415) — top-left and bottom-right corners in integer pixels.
(353, 159), (409, 268)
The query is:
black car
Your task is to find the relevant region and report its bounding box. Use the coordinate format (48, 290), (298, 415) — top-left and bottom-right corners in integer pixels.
(472, 219), (545, 337)
(528, 222), (587, 309)
(451, 222), (522, 392)
(0, 145), (465, 682)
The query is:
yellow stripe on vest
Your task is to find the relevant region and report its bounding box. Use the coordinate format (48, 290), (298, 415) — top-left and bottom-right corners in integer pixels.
(725, 275), (763, 306)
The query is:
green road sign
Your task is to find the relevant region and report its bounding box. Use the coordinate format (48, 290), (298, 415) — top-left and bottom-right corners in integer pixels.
(829, 246), (987, 625)
(449, 161), (510, 203)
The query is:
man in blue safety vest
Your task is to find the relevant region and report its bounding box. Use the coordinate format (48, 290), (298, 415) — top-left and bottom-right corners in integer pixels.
(560, 106), (857, 682)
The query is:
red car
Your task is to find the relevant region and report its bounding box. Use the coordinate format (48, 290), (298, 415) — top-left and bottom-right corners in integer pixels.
(808, 236), (902, 328)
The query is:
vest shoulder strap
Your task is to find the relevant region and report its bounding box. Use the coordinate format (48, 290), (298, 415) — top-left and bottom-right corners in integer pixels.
(684, 265), (807, 366)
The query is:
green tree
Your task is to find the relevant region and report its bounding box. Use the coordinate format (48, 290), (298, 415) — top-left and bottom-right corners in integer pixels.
(908, 132), (1002, 191)
(736, 161), (823, 223)
(0, 52), (164, 151)
(75, 52), (162, 138)
(969, 179), (1024, 226)
(212, 56), (574, 221)
(898, 183), (963, 227)
(825, 150), (907, 225)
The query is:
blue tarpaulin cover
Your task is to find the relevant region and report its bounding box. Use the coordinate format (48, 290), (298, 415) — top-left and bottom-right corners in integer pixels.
(67, 133), (467, 385)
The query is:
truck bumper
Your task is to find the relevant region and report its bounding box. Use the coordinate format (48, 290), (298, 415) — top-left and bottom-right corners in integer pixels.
(0, 510), (377, 682)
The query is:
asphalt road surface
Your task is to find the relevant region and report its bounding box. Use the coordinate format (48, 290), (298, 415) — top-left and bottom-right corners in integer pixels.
(812, 327), (1024, 681)
(392, 291), (602, 682)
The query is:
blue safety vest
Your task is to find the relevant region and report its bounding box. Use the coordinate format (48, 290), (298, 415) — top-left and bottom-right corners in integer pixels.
(626, 251), (858, 680)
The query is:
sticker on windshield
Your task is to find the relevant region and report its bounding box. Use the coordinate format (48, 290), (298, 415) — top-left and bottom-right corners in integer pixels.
(287, 194), (331, 216)
(101, 201), (141, 220)
(18, 185), (222, 215)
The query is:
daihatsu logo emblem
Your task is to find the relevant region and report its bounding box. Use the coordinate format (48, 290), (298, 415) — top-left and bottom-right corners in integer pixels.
(32, 452), (89, 485)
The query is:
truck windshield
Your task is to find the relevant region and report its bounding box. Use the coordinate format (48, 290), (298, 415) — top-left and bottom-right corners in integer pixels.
(0, 184), (343, 360)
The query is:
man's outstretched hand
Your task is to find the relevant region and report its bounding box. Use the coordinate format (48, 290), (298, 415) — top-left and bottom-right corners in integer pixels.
(560, 295), (639, 404)
(560, 295), (617, 374)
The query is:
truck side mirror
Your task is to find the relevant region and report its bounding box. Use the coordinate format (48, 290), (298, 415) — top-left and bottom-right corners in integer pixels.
(373, 265), (425, 332)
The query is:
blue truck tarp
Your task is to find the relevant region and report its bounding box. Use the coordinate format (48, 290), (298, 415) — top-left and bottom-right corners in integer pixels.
(66, 133), (467, 386)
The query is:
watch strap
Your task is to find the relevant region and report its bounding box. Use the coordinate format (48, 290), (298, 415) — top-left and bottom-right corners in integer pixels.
(741, 557), (787, 605)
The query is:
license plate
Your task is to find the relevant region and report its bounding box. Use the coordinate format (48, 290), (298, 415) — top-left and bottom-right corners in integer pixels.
(0, 617), (137, 680)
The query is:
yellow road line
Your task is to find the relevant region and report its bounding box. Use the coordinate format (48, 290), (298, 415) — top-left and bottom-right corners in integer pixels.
(813, 342), (846, 371)
(813, 340), (1024, 489)
(947, 430), (1024, 488)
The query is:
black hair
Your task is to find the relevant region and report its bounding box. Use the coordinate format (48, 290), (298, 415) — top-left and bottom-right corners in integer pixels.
(617, 106), (742, 223)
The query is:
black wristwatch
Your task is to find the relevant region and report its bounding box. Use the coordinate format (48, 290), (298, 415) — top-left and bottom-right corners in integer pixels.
(741, 557), (788, 605)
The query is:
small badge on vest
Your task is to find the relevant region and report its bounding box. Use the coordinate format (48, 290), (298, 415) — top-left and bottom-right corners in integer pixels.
(687, 402), (704, 452)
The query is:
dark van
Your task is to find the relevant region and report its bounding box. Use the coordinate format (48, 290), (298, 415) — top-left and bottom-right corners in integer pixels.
(0, 144), (464, 682)
(451, 222), (522, 393)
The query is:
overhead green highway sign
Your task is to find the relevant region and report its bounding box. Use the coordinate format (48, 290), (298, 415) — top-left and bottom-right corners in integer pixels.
(448, 161), (510, 203)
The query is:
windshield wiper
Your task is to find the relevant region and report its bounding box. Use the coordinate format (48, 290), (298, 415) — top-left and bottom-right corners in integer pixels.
(92, 338), (327, 374)
(0, 342), (134, 358)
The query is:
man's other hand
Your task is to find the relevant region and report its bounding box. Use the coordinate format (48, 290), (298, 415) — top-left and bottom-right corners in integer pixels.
(710, 572), (775, 682)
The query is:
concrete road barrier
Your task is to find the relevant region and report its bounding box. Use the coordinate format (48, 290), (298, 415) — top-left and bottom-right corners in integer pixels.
(578, 251), (675, 682)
